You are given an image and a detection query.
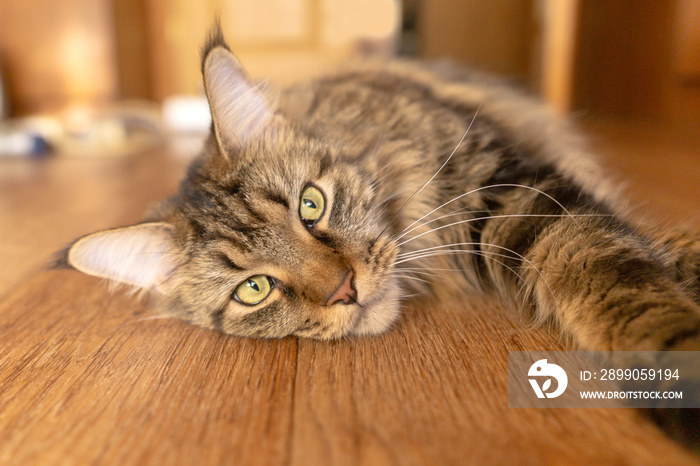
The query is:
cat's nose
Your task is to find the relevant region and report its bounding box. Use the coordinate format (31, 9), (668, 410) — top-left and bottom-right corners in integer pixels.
(325, 270), (357, 306)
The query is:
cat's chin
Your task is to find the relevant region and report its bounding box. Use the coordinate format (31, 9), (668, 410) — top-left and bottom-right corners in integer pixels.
(349, 284), (402, 336)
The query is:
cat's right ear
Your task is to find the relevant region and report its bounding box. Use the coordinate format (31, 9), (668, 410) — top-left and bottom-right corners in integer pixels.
(201, 25), (281, 155)
(55, 222), (178, 293)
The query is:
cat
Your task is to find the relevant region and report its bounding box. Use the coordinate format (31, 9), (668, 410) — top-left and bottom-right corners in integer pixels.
(56, 25), (700, 446)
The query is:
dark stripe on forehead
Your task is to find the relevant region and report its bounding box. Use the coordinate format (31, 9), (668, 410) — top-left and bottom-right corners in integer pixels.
(188, 218), (207, 239)
(261, 189), (291, 209)
(216, 252), (244, 271)
(225, 180), (243, 196)
(209, 230), (253, 253)
(318, 153), (333, 178)
(240, 195), (268, 223)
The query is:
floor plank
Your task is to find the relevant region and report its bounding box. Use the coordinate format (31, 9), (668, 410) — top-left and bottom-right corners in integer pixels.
(0, 119), (699, 464)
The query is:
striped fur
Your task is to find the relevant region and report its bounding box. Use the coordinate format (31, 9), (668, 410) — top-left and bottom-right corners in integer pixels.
(64, 30), (700, 352)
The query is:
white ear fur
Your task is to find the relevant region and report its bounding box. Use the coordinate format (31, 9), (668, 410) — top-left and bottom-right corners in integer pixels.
(67, 223), (177, 292)
(203, 47), (276, 150)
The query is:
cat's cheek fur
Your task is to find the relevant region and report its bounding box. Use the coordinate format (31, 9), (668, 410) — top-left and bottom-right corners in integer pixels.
(350, 282), (402, 336)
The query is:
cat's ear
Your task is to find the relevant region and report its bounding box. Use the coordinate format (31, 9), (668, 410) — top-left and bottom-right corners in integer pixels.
(202, 28), (280, 153)
(63, 223), (177, 293)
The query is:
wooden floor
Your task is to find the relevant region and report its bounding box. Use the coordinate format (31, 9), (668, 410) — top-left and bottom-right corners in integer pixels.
(1, 119), (699, 465)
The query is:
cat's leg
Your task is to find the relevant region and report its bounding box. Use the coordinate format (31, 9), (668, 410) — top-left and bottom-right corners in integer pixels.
(515, 215), (700, 352)
(481, 205), (700, 448)
(477, 182), (700, 352)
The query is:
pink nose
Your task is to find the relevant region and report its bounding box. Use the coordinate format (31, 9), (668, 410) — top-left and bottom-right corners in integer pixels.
(325, 270), (357, 306)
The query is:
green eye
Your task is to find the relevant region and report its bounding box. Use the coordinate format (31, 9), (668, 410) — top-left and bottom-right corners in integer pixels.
(299, 185), (325, 224)
(233, 275), (273, 305)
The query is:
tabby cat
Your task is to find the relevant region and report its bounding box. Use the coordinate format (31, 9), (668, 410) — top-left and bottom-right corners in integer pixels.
(58, 28), (700, 350)
(59, 28), (700, 348)
(58, 26), (700, 444)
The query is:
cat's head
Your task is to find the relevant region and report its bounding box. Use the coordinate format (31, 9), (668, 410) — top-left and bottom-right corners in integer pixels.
(61, 28), (402, 339)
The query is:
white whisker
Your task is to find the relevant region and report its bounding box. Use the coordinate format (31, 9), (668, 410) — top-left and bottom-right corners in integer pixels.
(394, 242), (556, 302)
(391, 273), (433, 285)
(397, 213), (610, 248)
(377, 102), (483, 239)
(397, 183), (583, 241)
(395, 250), (527, 292)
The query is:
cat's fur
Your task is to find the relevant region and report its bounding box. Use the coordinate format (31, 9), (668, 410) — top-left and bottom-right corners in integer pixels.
(58, 27), (700, 353)
(56, 24), (700, 449)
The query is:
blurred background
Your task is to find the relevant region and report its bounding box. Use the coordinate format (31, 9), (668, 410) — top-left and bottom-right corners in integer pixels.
(1, 0), (699, 131)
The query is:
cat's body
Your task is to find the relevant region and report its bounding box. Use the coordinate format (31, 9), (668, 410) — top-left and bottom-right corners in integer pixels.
(244, 60), (698, 347)
(57, 25), (700, 448)
(60, 29), (700, 352)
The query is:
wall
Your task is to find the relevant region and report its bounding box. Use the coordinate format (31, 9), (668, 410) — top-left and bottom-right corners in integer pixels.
(418, 0), (536, 85)
(0, 0), (118, 115)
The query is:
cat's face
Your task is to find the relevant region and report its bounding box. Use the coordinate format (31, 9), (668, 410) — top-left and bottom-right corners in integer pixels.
(166, 128), (402, 339)
(64, 43), (402, 339)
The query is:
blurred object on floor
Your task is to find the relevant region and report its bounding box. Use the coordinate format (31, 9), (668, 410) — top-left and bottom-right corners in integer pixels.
(0, 102), (163, 158)
(0, 116), (57, 158)
(162, 95), (211, 158)
(57, 102), (163, 157)
(162, 96), (210, 134)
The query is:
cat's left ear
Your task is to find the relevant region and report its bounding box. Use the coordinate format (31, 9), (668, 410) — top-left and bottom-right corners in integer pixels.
(202, 36), (282, 153)
(60, 222), (178, 293)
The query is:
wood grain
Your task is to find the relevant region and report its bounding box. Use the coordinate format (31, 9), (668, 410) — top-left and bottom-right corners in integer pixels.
(1, 120), (699, 465)
(0, 149), (187, 297)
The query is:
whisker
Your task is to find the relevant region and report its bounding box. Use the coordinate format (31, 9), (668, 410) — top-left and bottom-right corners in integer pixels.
(403, 252), (525, 281)
(376, 102), (483, 240)
(391, 273), (433, 285)
(399, 241), (523, 259)
(399, 291), (429, 299)
(394, 251), (527, 297)
(397, 207), (489, 238)
(393, 269), (443, 279)
(397, 183), (584, 241)
(393, 242), (556, 302)
(397, 213), (611, 248)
